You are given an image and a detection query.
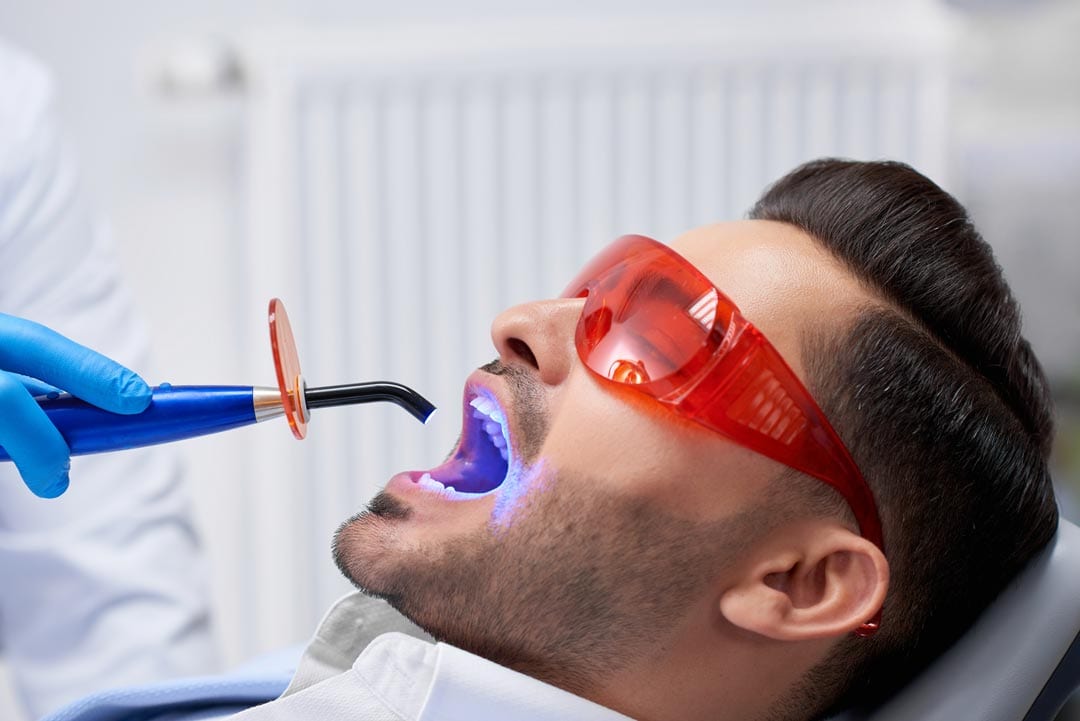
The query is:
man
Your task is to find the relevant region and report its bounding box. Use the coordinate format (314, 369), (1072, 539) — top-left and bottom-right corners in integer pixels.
(43, 159), (1058, 721)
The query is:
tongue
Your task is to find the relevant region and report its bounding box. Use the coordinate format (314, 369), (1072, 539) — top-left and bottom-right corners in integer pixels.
(430, 441), (508, 494)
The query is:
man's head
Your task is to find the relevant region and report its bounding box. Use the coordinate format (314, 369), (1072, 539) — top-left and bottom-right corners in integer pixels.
(333, 159), (1058, 721)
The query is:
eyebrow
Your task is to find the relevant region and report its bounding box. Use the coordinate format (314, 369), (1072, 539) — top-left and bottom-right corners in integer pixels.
(625, 272), (687, 304)
(625, 272), (717, 326)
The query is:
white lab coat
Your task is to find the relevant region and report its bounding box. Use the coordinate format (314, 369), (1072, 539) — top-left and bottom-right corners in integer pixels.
(0, 42), (217, 718)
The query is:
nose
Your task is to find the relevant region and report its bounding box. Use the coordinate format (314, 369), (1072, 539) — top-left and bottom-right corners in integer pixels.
(490, 298), (584, 387)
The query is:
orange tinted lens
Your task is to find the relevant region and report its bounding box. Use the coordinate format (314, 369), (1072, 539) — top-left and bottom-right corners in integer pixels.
(269, 298), (308, 440)
(572, 237), (727, 393)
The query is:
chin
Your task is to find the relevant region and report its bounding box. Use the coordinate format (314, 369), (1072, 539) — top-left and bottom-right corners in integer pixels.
(331, 502), (411, 596)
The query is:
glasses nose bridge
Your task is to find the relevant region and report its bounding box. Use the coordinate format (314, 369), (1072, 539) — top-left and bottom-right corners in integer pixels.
(490, 298), (584, 386)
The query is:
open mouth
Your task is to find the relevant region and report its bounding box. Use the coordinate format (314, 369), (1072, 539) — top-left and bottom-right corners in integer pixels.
(413, 390), (511, 497)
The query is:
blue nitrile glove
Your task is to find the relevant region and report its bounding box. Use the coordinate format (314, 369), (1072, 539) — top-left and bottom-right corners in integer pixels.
(0, 313), (152, 498)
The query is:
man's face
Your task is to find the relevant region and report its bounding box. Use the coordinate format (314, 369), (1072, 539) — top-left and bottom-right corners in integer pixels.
(333, 220), (874, 693)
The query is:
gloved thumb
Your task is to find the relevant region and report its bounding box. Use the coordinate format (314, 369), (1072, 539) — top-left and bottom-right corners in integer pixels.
(0, 370), (71, 498)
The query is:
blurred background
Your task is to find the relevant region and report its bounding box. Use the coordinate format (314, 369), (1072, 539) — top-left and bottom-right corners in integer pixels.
(0, 0), (1077, 718)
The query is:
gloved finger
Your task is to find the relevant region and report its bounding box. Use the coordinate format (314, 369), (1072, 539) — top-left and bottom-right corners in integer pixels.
(0, 370), (71, 498)
(12, 373), (61, 397)
(0, 313), (150, 414)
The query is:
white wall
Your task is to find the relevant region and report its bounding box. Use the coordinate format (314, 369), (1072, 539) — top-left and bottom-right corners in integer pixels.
(0, 0), (1075, 385)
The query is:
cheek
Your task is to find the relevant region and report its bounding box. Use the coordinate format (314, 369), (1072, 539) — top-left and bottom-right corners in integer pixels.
(539, 371), (773, 521)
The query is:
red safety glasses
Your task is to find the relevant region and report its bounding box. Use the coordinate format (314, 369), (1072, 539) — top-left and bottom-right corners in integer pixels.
(562, 234), (883, 636)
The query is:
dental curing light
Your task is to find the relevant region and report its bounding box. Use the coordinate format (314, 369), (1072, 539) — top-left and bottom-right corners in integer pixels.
(0, 298), (435, 461)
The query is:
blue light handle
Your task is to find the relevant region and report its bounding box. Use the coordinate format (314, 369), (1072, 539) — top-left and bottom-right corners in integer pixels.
(0, 385), (263, 461)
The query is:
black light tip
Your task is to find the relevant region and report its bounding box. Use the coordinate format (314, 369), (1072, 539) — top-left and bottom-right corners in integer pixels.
(305, 382), (437, 424)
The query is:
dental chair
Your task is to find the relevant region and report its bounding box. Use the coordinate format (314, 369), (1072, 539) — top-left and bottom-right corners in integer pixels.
(833, 518), (1080, 721)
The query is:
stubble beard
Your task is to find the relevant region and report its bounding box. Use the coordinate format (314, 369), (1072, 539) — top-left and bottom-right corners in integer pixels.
(332, 464), (768, 697)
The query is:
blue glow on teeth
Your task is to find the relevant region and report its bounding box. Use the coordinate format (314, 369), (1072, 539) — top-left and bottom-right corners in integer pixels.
(470, 395), (510, 463)
(414, 393), (511, 499)
(467, 391), (548, 526)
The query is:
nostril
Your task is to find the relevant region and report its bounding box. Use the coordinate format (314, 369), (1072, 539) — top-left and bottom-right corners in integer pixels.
(507, 337), (539, 370)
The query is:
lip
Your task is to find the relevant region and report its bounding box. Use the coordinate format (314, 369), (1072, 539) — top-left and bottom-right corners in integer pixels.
(394, 369), (517, 500)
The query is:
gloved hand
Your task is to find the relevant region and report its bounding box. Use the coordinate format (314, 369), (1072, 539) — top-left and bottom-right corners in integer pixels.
(0, 313), (151, 498)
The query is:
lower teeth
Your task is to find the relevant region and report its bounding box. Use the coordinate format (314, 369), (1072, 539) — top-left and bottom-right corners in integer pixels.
(418, 472), (446, 492)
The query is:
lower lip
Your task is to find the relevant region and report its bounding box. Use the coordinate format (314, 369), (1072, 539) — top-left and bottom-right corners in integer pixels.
(386, 471), (424, 496)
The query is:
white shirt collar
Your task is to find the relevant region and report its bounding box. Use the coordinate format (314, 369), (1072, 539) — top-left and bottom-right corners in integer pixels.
(353, 631), (634, 721)
(284, 592), (634, 721)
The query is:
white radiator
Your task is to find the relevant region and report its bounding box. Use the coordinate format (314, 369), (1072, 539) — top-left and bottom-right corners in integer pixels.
(224, 5), (955, 659)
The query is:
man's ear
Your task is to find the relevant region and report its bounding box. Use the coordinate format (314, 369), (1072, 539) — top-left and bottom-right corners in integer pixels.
(718, 523), (888, 641)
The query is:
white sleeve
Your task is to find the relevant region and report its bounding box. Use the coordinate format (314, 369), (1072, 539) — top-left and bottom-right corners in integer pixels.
(0, 43), (219, 718)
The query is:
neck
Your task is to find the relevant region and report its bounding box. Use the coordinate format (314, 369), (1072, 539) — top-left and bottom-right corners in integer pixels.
(580, 602), (830, 721)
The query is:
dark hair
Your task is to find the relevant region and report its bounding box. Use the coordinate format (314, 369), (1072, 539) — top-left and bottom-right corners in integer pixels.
(748, 159), (1059, 714)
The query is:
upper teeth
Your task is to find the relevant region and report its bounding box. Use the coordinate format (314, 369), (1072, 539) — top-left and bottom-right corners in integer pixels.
(470, 395), (509, 461)
(470, 395), (504, 422)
